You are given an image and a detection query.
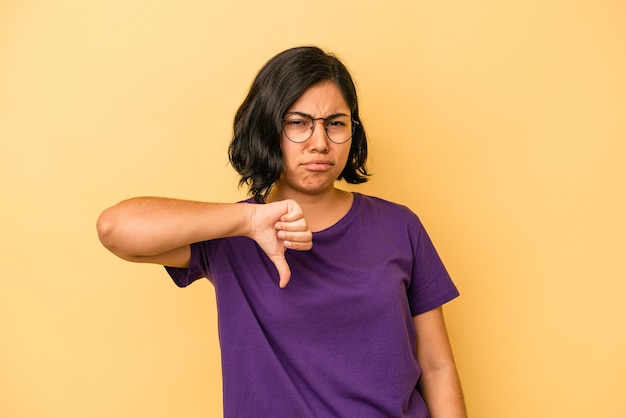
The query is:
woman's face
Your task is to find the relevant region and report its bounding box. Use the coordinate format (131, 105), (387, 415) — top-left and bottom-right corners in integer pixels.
(276, 82), (352, 198)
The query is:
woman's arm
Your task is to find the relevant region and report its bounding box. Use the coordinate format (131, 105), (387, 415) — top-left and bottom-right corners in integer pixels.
(96, 197), (312, 287)
(413, 307), (467, 418)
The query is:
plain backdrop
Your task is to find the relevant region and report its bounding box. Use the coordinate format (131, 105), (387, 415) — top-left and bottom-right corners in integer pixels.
(1, 0), (625, 417)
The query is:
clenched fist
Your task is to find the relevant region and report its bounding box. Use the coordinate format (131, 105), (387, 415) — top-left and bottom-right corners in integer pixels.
(248, 199), (312, 287)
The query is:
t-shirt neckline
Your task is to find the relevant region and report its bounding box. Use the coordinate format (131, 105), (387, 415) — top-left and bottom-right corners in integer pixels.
(247, 192), (362, 237)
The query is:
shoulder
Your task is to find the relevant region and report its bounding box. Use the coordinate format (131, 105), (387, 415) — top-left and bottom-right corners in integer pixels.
(354, 193), (421, 224)
(351, 193), (428, 242)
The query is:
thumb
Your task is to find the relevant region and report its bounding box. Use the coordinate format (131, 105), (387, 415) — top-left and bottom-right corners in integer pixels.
(270, 254), (292, 288)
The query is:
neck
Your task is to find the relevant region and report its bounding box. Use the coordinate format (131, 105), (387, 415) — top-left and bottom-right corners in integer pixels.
(266, 186), (353, 232)
(266, 184), (340, 204)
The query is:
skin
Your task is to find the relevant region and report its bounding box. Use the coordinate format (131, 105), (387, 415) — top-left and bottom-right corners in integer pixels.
(415, 307), (468, 418)
(96, 81), (466, 417)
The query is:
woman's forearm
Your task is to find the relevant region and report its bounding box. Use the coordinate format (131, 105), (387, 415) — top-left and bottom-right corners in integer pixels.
(96, 197), (252, 261)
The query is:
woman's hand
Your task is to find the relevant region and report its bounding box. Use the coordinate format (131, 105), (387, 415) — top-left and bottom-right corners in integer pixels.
(248, 199), (312, 288)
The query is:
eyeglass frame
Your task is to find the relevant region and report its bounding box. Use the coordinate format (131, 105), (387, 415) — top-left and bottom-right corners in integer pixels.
(281, 112), (360, 144)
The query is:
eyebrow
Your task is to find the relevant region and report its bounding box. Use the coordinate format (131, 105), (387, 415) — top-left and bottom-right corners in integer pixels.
(285, 111), (351, 119)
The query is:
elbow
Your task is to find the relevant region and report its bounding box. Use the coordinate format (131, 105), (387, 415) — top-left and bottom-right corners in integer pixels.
(96, 207), (130, 259)
(420, 360), (457, 378)
(96, 208), (116, 250)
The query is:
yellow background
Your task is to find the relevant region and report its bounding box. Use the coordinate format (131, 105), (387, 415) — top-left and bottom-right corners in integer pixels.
(2, 0), (625, 417)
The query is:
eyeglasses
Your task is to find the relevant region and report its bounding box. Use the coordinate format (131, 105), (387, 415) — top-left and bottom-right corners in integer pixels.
(281, 112), (359, 144)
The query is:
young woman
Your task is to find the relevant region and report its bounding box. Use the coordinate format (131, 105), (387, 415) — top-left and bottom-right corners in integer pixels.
(97, 46), (467, 418)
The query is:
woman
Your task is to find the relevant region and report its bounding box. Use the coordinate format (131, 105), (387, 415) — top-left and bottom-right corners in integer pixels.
(97, 46), (467, 417)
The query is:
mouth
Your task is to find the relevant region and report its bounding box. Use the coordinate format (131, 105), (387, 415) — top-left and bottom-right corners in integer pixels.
(302, 160), (334, 171)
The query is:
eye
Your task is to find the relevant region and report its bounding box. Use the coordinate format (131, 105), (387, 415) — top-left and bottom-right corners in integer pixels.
(326, 116), (350, 129)
(284, 116), (312, 128)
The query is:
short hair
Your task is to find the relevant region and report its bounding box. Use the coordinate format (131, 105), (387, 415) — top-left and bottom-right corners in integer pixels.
(228, 46), (369, 201)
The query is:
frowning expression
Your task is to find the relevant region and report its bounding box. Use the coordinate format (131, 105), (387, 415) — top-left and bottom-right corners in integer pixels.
(277, 82), (353, 197)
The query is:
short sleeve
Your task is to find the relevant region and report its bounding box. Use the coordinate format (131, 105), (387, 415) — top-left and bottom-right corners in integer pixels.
(407, 219), (459, 316)
(164, 241), (208, 288)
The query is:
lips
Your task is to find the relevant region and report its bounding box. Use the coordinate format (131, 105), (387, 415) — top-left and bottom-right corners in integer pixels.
(302, 160), (334, 171)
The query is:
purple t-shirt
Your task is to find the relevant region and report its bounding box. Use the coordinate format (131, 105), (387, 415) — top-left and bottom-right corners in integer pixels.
(166, 193), (459, 417)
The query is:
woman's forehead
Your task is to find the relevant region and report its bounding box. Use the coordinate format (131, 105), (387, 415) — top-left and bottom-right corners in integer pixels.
(286, 82), (350, 116)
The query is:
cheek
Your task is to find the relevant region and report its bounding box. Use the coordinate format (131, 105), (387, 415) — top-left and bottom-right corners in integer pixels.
(279, 143), (301, 169)
(338, 146), (352, 164)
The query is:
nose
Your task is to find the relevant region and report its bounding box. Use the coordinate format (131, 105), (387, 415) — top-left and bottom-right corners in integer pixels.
(307, 119), (329, 152)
